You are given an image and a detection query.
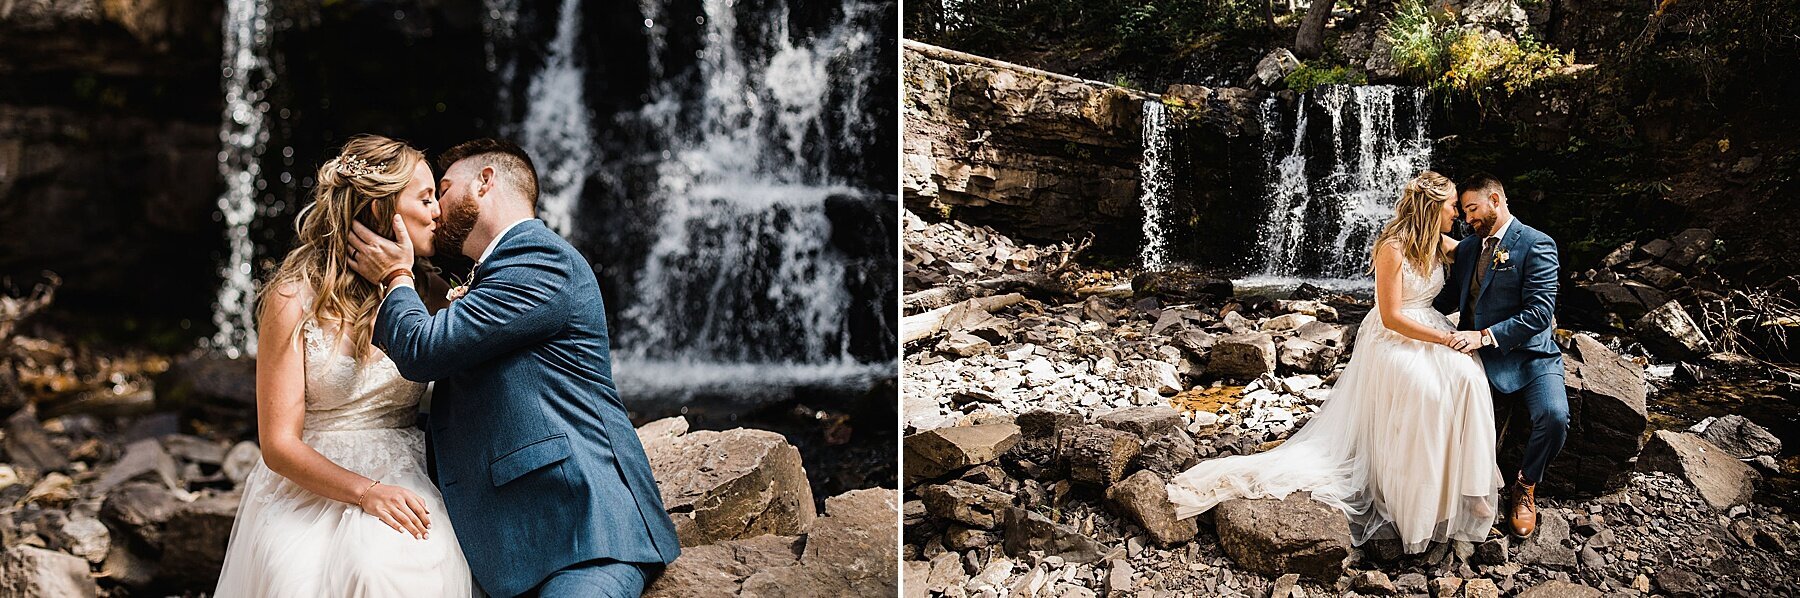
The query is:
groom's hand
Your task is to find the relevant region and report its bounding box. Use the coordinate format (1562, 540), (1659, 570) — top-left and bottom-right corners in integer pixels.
(1448, 331), (1483, 354)
(347, 214), (416, 285)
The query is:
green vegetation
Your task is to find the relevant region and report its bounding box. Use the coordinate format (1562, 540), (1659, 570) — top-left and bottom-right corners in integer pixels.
(1284, 61), (1368, 92)
(1383, 0), (1573, 102)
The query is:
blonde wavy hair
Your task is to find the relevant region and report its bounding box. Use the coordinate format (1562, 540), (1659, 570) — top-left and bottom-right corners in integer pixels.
(259, 134), (426, 357)
(1369, 170), (1457, 275)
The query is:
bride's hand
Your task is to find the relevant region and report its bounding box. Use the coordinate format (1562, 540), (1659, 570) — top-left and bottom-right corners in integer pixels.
(357, 481), (432, 539)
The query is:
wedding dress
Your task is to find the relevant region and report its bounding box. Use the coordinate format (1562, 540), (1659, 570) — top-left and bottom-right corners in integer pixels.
(215, 318), (473, 597)
(1166, 261), (1502, 553)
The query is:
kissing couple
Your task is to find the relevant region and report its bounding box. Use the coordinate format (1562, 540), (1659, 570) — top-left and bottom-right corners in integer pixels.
(1167, 170), (1569, 552)
(214, 135), (682, 597)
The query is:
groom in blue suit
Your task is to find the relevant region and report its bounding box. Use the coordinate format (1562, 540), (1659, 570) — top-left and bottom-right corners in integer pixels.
(348, 139), (680, 597)
(1433, 172), (1567, 539)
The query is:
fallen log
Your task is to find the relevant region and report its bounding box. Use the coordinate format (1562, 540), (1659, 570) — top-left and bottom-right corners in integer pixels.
(901, 293), (1024, 344)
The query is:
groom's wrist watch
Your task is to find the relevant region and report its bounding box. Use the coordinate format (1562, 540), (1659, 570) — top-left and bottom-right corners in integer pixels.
(1480, 329), (1496, 347)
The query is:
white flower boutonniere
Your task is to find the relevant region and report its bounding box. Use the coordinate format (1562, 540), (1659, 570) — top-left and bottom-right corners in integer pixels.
(1495, 248), (1511, 265)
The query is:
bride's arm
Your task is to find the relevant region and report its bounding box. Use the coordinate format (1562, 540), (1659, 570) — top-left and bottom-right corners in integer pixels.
(255, 283), (433, 539)
(1375, 241), (1458, 346)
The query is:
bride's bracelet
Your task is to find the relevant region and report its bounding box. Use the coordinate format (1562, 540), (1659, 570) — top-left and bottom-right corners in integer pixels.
(356, 479), (381, 510)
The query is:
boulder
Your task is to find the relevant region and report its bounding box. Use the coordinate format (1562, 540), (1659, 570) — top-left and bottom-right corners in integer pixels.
(1254, 48), (1302, 86)
(0, 545), (97, 597)
(1213, 492), (1350, 581)
(1001, 507), (1103, 564)
(1294, 320), (1350, 349)
(1278, 338), (1341, 375)
(222, 441), (261, 485)
(1274, 299), (1338, 322)
(1136, 429), (1199, 478)
(1123, 360), (1183, 395)
(1526, 334), (1647, 494)
(918, 480), (1012, 529)
(1063, 425), (1142, 486)
(1639, 430), (1758, 511)
(904, 422), (1020, 485)
(1515, 509), (1576, 568)
(736, 488), (899, 597)
(1661, 228), (1714, 270)
(1697, 414), (1782, 459)
(1261, 313), (1316, 333)
(100, 481), (182, 549)
(1104, 470), (1197, 547)
(1096, 406), (1184, 440)
(1209, 332), (1277, 380)
(155, 491), (239, 588)
(645, 534), (803, 598)
(4, 407), (68, 473)
(1635, 301), (1712, 362)
(646, 424), (817, 546)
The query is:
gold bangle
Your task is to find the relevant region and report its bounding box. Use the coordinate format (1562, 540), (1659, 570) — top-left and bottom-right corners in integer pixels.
(357, 479), (381, 509)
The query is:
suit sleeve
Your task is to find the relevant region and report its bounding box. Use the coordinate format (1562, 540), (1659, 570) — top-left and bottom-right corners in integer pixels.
(374, 246), (572, 381)
(1487, 234), (1559, 354)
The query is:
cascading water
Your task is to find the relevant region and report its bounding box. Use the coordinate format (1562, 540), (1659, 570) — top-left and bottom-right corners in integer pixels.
(608, 0), (890, 397)
(1137, 100), (1175, 271)
(1251, 85), (1430, 286)
(208, 0), (274, 359)
(512, 0), (593, 238)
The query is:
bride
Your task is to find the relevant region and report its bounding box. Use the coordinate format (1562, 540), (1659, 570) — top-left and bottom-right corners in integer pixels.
(1166, 170), (1502, 553)
(215, 135), (472, 596)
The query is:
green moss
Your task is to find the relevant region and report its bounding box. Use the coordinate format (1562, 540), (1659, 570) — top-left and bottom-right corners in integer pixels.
(1384, 0), (1573, 104)
(1285, 61), (1368, 93)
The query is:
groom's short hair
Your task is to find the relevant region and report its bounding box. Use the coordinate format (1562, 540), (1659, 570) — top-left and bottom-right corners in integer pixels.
(436, 138), (540, 208)
(1457, 171), (1506, 201)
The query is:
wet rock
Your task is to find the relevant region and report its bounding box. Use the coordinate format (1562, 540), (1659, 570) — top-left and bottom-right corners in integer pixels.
(1104, 470), (1196, 547)
(1096, 406), (1183, 440)
(1695, 414), (1782, 459)
(904, 422), (1020, 485)
(1209, 332), (1277, 380)
(918, 480), (1012, 529)
(646, 424), (817, 546)
(155, 491), (239, 588)
(1639, 430), (1757, 511)
(1001, 507), (1102, 564)
(1063, 425), (1141, 486)
(1214, 492), (1350, 581)
(0, 545), (97, 597)
(1635, 300), (1712, 362)
(1516, 579), (1602, 598)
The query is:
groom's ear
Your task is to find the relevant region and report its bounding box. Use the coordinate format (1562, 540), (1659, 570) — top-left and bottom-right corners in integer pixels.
(477, 165), (497, 197)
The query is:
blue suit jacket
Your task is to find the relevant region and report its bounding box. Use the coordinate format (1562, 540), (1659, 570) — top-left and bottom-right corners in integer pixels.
(375, 220), (681, 597)
(1433, 219), (1564, 394)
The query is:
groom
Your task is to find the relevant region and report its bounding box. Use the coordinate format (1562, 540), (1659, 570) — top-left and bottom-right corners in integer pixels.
(346, 138), (681, 596)
(1434, 172), (1568, 539)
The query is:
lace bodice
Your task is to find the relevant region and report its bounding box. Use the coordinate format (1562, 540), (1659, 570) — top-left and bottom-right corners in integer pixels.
(301, 319), (425, 432)
(1393, 260), (1446, 311)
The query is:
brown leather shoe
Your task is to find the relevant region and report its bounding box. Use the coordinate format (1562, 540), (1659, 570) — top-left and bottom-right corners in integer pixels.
(1509, 480), (1538, 538)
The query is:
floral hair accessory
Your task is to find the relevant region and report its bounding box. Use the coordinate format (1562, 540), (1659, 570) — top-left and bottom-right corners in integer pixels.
(332, 154), (388, 178)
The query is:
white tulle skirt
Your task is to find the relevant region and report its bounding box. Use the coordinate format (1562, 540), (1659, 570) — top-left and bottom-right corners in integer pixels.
(1167, 306), (1502, 553)
(214, 428), (473, 597)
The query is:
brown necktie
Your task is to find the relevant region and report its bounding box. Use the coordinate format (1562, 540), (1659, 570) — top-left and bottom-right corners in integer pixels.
(1467, 236), (1499, 307)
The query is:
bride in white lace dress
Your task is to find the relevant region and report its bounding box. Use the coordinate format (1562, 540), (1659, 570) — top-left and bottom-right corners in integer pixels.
(215, 135), (472, 596)
(1167, 171), (1503, 553)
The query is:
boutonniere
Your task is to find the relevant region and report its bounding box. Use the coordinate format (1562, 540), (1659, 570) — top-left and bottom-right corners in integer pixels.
(1495, 248), (1511, 265)
(445, 262), (478, 302)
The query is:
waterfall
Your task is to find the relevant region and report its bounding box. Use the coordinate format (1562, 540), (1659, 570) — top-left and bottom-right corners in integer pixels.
(612, 0), (889, 396)
(208, 0), (273, 359)
(1137, 100), (1175, 271)
(1254, 85), (1431, 282)
(514, 0), (594, 238)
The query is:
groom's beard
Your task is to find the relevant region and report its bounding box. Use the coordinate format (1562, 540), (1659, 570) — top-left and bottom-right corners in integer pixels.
(437, 197), (481, 259)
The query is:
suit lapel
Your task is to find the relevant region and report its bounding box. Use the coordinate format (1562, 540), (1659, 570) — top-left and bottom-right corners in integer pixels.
(1456, 238), (1479, 315)
(467, 220), (540, 286)
(1475, 219), (1524, 304)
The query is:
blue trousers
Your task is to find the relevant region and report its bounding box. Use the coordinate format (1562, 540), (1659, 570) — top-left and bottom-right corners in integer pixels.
(527, 559), (652, 598)
(1497, 373), (1569, 485)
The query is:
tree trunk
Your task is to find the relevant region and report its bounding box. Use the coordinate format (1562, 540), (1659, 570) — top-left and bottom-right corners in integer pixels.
(900, 293), (1024, 345)
(1294, 0), (1334, 58)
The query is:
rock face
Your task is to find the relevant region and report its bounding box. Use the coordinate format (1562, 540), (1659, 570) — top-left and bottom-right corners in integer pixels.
(904, 422), (1021, 485)
(1522, 334), (1648, 494)
(1639, 431), (1758, 511)
(0, 545), (98, 598)
(643, 419), (817, 547)
(1213, 493), (1351, 581)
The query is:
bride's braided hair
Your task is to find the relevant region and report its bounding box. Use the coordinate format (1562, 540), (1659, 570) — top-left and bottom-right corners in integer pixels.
(1370, 170), (1457, 276)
